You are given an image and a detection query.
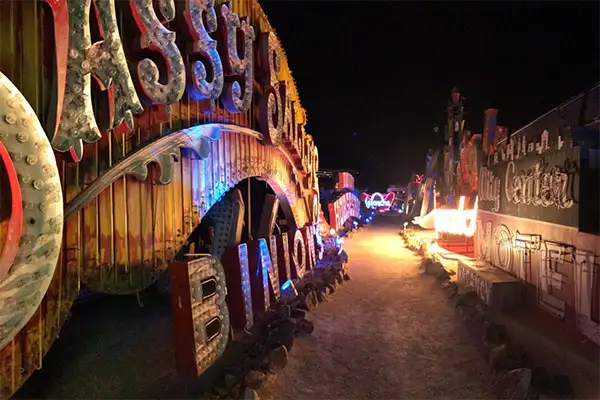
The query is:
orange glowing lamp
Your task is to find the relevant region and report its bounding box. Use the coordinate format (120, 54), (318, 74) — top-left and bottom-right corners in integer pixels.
(434, 196), (478, 238)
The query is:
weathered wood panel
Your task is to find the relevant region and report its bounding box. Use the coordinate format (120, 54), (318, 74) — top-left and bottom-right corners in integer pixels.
(76, 131), (303, 294)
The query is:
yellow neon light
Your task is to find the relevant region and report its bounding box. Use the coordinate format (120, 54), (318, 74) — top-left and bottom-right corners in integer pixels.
(434, 196), (478, 238)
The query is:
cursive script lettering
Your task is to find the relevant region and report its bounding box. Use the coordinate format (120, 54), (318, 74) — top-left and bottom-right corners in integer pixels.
(184, 0), (224, 108)
(54, 0), (143, 161)
(478, 166), (500, 212)
(364, 192), (394, 210)
(505, 160), (574, 209)
(216, 3), (255, 113)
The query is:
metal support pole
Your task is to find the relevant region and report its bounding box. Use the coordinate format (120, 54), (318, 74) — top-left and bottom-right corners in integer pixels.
(246, 179), (252, 240)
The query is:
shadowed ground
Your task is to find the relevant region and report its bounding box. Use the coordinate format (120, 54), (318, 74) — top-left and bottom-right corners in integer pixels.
(264, 216), (496, 399)
(15, 216), (495, 399)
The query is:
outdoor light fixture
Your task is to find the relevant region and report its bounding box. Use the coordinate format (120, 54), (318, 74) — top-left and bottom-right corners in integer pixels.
(280, 279), (298, 302)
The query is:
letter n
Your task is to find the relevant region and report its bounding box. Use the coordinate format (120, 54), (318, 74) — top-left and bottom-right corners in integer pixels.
(221, 243), (253, 331)
(257, 238), (281, 308)
(303, 225), (317, 270)
(275, 232), (292, 282)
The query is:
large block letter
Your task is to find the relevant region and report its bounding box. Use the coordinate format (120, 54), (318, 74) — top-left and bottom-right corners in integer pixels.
(221, 243), (253, 330)
(54, 0), (143, 161)
(248, 238), (281, 314)
(276, 232), (291, 282)
(216, 2), (255, 113)
(169, 255), (229, 376)
(184, 0), (224, 107)
(260, 238), (281, 302)
(291, 229), (306, 279)
(303, 225), (317, 271)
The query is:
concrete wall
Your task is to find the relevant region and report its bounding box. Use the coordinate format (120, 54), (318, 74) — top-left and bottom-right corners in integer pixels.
(476, 210), (600, 345)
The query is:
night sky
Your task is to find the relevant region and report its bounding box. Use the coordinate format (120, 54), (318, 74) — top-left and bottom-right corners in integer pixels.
(260, 1), (599, 191)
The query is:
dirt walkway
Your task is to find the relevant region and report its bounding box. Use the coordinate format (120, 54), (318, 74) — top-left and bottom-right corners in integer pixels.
(264, 217), (496, 400)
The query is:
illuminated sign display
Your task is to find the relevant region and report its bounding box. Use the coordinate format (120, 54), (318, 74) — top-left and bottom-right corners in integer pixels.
(364, 192), (394, 210)
(434, 196), (478, 238)
(223, 226), (318, 331)
(329, 192), (360, 232)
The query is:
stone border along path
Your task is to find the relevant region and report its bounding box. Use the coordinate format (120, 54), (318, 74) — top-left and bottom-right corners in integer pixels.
(403, 229), (582, 400)
(261, 220), (497, 400)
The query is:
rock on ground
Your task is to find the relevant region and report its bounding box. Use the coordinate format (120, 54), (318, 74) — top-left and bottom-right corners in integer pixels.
(263, 217), (496, 400)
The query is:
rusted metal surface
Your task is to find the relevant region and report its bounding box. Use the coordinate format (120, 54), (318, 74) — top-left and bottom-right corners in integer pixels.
(0, 0), (320, 397)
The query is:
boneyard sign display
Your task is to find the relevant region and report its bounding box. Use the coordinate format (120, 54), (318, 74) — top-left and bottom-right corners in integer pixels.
(0, 0), (323, 397)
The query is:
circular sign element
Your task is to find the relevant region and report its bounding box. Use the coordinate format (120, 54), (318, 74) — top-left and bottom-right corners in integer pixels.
(0, 71), (64, 350)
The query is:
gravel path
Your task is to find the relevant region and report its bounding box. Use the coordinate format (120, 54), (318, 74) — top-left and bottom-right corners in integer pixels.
(265, 217), (496, 400)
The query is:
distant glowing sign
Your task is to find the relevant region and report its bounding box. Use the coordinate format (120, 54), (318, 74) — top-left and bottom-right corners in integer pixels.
(414, 174), (424, 184)
(434, 196), (478, 238)
(364, 192), (394, 210)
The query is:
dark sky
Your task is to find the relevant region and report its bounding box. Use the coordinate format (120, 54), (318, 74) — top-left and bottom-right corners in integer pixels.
(260, 1), (599, 191)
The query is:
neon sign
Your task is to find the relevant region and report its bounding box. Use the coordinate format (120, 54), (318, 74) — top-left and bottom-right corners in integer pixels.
(434, 196), (478, 238)
(364, 192), (394, 210)
(328, 192), (360, 232)
(414, 174), (424, 184)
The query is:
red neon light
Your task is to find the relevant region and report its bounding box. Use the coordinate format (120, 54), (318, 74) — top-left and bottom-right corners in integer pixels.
(0, 140), (23, 282)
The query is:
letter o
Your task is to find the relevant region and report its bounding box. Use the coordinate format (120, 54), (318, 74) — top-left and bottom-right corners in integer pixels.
(492, 224), (513, 273)
(292, 230), (306, 279)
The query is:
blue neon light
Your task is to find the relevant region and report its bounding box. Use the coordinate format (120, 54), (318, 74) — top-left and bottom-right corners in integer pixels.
(281, 280), (292, 290)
